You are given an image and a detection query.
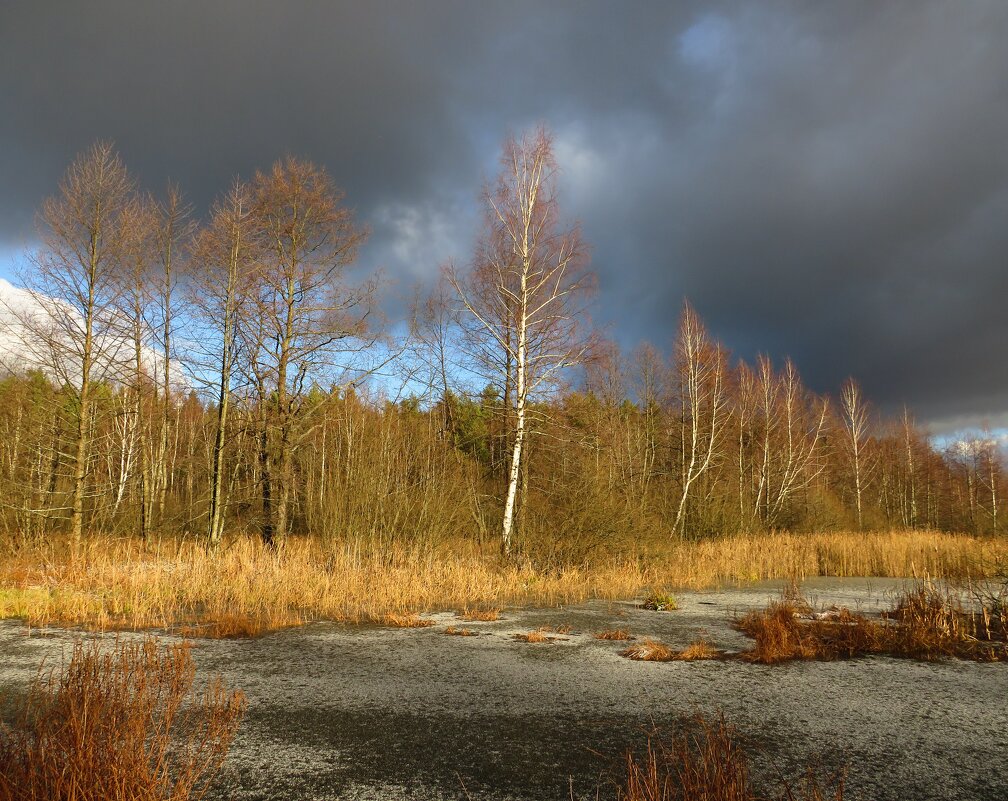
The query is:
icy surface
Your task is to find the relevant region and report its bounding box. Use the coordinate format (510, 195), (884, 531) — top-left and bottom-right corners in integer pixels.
(1, 577), (1004, 800)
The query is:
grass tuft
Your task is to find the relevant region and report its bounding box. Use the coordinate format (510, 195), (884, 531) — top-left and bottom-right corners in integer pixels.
(677, 638), (720, 661)
(514, 627), (561, 643)
(443, 626), (477, 637)
(596, 628), (634, 640)
(621, 639), (677, 661)
(619, 715), (750, 801)
(641, 591), (679, 611)
(621, 638), (722, 662)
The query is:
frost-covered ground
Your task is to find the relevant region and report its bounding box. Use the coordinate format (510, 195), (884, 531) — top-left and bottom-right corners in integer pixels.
(1, 578), (1004, 800)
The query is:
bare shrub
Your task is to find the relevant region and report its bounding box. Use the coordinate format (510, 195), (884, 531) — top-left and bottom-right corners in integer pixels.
(619, 715), (750, 801)
(0, 637), (245, 801)
(617, 714), (844, 801)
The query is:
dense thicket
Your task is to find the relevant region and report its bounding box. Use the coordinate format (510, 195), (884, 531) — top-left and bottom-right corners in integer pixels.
(0, 139), (1001, 558)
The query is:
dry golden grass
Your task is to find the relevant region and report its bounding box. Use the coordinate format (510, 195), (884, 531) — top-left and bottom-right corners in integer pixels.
(173, 614), (281, 639)
(0, 637), (245, 801)
(596, 628), (634, 640)
(0, 530), (1002, 637)
(884, 581), (1006, 660)
(443, 626), (477, 637)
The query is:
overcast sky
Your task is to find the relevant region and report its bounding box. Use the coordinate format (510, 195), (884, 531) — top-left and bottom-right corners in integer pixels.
(1, 1), (1006, 432)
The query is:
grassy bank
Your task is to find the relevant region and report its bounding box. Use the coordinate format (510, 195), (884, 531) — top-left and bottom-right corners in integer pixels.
(0, 531), (1004, 636)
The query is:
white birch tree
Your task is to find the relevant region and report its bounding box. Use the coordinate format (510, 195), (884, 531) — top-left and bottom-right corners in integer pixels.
(450, 128), (594, 555)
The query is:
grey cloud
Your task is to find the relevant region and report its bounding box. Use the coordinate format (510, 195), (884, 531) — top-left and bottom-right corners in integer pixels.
(1, 1), (1006, 431)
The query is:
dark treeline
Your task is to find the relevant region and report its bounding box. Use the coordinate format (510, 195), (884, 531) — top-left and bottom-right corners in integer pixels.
(0, 134), (1002, 558)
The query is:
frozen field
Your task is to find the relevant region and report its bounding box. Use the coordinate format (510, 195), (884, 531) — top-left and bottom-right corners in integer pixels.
(1, 577), (1005, 800)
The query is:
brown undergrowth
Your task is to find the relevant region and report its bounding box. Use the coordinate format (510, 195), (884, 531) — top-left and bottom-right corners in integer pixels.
(736, 580), (1007, 664)
(0, 637), (245, 801)
(618, 714), (844, 801)
(0, 530), (1003, 638)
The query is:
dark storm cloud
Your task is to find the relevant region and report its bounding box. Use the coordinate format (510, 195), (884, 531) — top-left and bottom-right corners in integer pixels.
(1, 1), (1007, 431)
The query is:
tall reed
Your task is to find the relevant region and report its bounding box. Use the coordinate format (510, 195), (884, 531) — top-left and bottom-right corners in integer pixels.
(0, 530), (1003, 636)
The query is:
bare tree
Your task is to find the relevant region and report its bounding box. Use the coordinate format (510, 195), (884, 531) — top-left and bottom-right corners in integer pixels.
(151, 183), (193, 530)
(189, 179), (257, 550)
(633, 341), (664, 503)
(114, 193), (158, 539)
(408, 267), (461, 434)
(900, 406), (919, 528)
(10, 142), (134, 548)
(584, 338), (626, 411)
(450, 128), (594, 555)
(734, 360), (756, 528)
(248, 157), (372, 546)
(752, 357), (829, 527)
(980, 427), (1001, 533)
